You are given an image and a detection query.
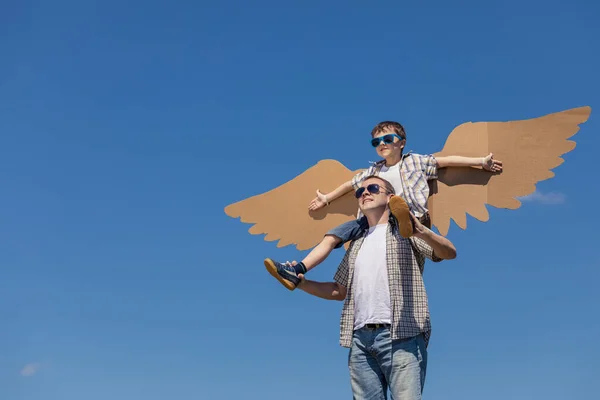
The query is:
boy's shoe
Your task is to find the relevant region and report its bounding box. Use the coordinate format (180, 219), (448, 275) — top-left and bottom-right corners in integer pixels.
(264, 258), (300, 291)
(389, 195), (413, 238)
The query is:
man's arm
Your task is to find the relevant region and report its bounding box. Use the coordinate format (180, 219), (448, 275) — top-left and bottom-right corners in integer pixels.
(410, 213), (457, 260)
(436, 153), (502, 172)
(296, 241), (352, 300)
(297, 276), (347, 301)
(414, 229), (457, 260)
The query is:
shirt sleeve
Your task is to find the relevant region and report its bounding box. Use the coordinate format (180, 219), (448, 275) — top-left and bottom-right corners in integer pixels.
(351, 169), (369, 191)
(409, 236), (442, 263)
(415, 154), (438, 180)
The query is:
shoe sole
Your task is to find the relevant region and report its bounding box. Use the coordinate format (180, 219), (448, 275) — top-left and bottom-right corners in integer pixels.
(264, 258), (296, 291)
(389, 196), (413, 238)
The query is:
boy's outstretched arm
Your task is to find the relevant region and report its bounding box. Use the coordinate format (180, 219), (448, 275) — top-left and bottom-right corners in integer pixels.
(297, 274), (347, 301)
(308, 180), (353, 211)
(436, 153), (502, 172)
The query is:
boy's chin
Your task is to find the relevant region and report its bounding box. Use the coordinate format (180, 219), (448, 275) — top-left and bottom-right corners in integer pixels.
(378, 149), (396, 158)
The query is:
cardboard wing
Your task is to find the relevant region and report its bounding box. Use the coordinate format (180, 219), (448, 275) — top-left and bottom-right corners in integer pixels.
(429, 106), (591, 235)
(224, 160), (362, 251)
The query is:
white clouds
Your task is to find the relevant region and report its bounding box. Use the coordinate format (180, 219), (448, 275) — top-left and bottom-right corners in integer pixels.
(518, 190), (566, 205)
(20, 362), (42, 377)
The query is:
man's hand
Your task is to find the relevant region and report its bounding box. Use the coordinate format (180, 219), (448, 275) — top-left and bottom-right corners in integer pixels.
(482, 153), (503, 173)
(285, 260), (306, 289)
(409, 212), (427, 238)
(297, 273), (306, 289)
(291, 262), (346, 301)
(308, 190), (328, 210)
(409, 213), (457, 260)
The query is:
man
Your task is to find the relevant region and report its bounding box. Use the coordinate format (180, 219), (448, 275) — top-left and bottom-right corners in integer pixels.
(296, 175), (457, 399)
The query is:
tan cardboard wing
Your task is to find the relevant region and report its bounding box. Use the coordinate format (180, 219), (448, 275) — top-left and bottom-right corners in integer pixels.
(224, 160), (361, 250)
(429, 106), (591, 235)
(225, 106), (591, 250)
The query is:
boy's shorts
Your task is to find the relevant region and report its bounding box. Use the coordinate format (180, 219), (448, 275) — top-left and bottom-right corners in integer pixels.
(325, 217), (370, 249)
(325, 212), (432, 249)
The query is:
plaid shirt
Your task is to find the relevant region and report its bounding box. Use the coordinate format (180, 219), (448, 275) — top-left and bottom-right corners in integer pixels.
(351, 153), (438, 218)
(333, 218), (442, 348)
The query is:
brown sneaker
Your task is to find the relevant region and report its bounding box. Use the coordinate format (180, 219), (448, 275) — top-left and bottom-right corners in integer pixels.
(389, 196), (413, 238)
(264, 258), (300, 291)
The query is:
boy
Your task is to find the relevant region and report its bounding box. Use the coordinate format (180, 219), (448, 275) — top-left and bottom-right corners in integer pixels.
(265, 121), (502, 291)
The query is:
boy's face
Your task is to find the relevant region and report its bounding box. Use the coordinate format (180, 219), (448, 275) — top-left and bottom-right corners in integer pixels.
(373, 129), (405, 159)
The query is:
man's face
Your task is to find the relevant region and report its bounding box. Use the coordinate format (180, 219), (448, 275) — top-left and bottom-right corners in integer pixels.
(357, 178), (392, 212)
(372, 129), (405, 159)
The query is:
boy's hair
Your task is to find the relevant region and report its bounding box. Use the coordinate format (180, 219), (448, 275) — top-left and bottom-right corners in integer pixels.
(362, 175), (396, 195)
(371, 121), (406, 140)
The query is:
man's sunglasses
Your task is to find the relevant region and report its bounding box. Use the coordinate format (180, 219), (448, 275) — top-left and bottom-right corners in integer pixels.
(355, 183), (389, 198)
(371, 133), (403, 148)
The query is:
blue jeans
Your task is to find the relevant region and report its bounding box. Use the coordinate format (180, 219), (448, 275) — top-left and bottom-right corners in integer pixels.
(326, 217), (369, 249)
(348, 327), (427, 400)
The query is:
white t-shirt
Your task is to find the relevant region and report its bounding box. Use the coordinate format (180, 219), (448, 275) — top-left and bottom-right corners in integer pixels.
(377, 162), (403, 197)
(352, 223), (391, 330)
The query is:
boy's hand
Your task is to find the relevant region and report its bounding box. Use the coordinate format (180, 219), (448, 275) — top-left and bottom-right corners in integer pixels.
(482, 153), (503, 173)
(308, 189), (328, 210)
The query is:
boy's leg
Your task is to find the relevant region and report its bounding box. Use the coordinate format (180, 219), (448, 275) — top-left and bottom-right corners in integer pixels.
(389, 195), (413, 238)
(297, 235), (342, 273)
(264, 218), (367, 291)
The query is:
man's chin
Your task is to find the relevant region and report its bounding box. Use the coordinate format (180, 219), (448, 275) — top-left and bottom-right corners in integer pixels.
(360, 203), (381, 212)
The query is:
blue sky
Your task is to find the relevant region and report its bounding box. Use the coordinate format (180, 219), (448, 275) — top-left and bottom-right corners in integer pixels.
(1, 0), (599, 399)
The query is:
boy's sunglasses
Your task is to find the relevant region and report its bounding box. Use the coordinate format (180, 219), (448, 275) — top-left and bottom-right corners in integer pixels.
(371, 133), (403, 148)
(355, 183), (388, 198)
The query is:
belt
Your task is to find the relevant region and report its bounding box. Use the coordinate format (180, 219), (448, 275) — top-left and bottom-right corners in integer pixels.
(364, 323), (390, 330)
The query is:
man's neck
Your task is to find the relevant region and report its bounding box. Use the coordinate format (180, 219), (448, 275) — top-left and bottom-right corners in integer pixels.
(384, 152), (403, 167)
(365, 209), (390, 228)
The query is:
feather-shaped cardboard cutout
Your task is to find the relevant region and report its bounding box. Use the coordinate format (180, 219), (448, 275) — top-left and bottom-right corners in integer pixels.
(429, 106), (591, 235)
(224, 160), (361, 250)
(225, 106), (591, 250)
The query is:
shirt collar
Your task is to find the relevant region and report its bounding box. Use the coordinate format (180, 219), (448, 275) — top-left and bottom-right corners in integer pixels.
(368, 151), (412, 166)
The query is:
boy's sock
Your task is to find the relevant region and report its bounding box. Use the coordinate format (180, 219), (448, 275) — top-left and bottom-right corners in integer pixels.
(293, 262), (307, 275)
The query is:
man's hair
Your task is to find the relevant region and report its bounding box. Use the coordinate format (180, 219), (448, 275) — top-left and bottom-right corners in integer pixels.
(362, 175), (395, 195)
(371, 121), (406, 140)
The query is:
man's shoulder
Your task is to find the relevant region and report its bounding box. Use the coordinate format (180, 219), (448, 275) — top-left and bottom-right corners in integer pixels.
(342, 235), (368, 257)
